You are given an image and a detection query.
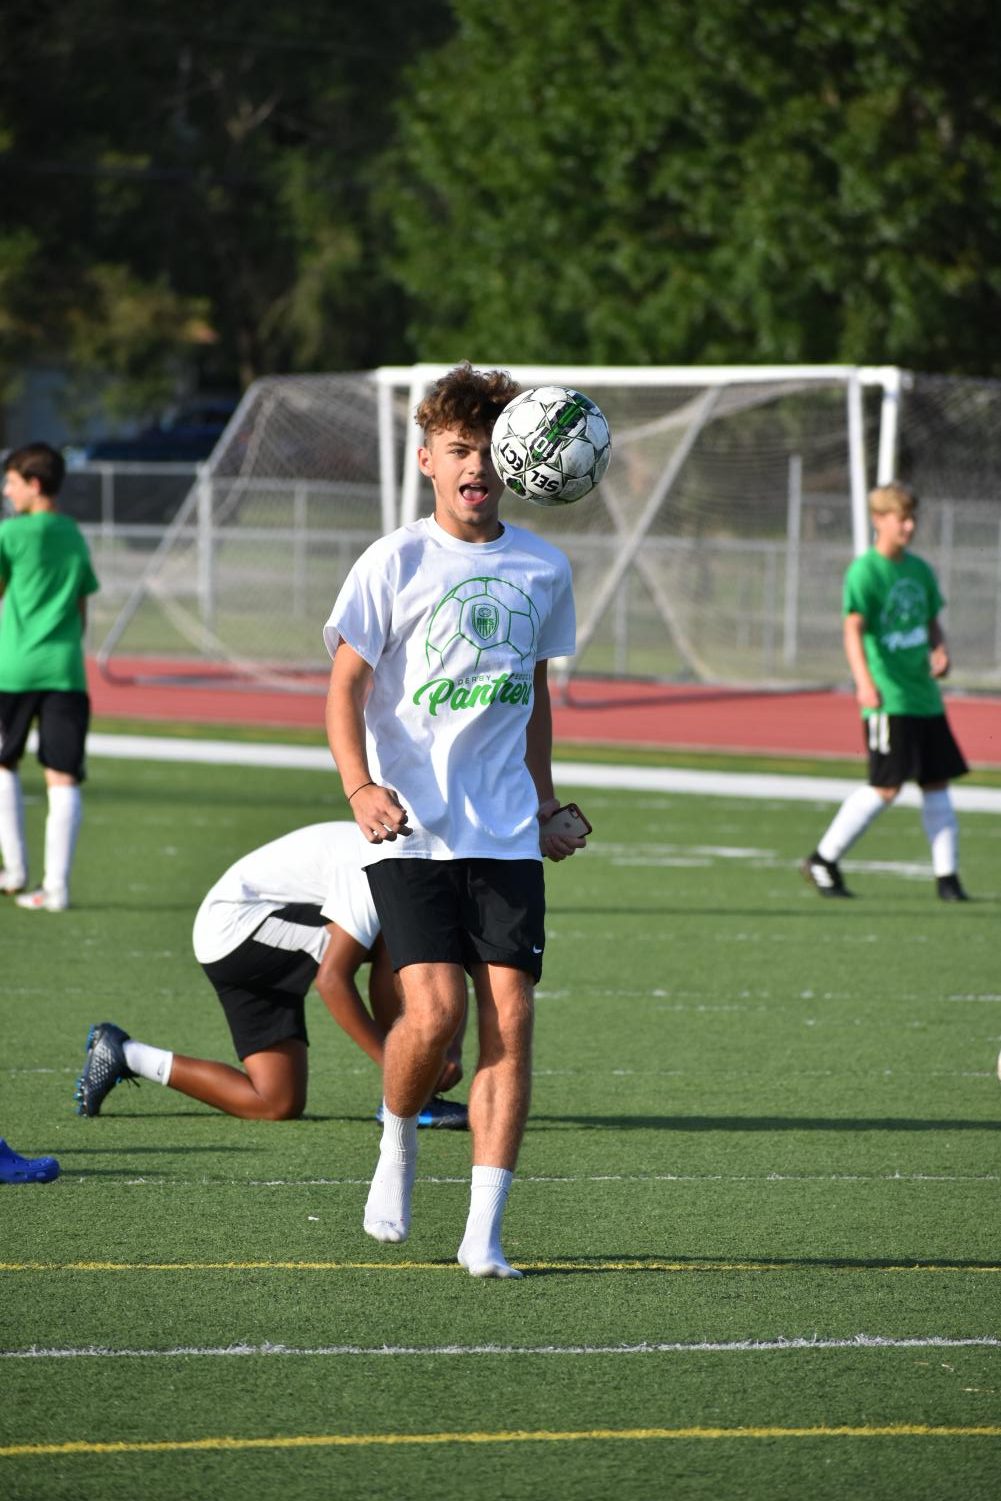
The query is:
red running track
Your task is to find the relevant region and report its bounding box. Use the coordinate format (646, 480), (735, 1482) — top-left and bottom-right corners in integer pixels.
(87, 659), (1001, 767)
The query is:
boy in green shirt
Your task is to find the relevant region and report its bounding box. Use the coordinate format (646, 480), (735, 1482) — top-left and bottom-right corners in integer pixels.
(0, 442), (99, 910)
(802, 482), (968, 901)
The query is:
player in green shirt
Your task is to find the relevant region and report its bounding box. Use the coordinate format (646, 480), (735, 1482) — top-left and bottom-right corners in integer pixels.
(0, 442), (99, 911)
(802, 482), (968, 901)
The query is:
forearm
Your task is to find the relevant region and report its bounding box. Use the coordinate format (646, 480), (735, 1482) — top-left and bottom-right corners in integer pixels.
(928, 617), (950, 677)
(525, 663), (555, 806)
(316, 975), (386, 1068)
(325, 656), (371, 798)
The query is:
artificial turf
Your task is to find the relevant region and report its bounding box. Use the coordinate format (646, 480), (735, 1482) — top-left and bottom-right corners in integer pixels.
(1, 746), (999, 1500)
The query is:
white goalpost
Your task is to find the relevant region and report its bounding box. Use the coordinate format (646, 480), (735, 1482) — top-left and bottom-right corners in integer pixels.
(91, 364), (1001, 692)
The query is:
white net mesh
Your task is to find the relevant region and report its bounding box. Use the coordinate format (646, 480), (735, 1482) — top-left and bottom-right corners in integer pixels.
(93, 366), (1001, 691)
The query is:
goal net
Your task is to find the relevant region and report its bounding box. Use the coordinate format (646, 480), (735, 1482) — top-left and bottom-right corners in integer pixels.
(92, 365), (1001, 692)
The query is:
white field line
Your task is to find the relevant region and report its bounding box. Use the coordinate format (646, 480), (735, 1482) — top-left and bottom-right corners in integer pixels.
(39, 1164), (1001, 1188)
(248, 1171), (1001, 1187)
(37, 1171), (1001, 1189)
(84, 733), (1001, 813)
(3, 1335), (999, 1361)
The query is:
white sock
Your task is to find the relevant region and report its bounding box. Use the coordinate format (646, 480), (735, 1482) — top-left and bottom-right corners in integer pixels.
(921, 789), (959, 877)
(0, 767), (28, 886)
(817, 785), (888, 862)
(123, 1040), (174, 1085)
(458, 1166), (522, 1279)
(44, 784), (82, 900)
(363, 1106), (418, 1244)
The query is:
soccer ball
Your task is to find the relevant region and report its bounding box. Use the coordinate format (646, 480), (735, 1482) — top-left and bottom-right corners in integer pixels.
(425, 575), (540, 676)
(491, 386), (611, 506)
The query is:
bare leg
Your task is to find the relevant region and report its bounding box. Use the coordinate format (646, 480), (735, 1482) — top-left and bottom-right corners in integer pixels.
(458, 964), (534, 1278)
(167, 1040), (307, 1120)
(382, 962), (467, 1115)
(364, 962), (466, 1243)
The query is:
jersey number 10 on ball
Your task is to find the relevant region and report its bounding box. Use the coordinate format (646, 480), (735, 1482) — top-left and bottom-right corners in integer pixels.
(491, 386), (611, 506)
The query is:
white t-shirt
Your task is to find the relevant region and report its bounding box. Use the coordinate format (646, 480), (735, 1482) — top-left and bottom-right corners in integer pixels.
(192, 822), (380, 964)
(323, 515), (576, 864)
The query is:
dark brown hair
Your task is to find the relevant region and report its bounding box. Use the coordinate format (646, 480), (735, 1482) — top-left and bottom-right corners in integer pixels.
(4, 442), (66, 497)
(415, 362), (519, 439)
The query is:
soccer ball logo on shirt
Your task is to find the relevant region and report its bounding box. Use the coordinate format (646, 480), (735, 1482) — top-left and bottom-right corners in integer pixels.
(425, 576), (539, 677)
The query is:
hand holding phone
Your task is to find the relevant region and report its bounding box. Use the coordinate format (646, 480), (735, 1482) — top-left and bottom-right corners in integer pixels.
(539, 803), (592, 840)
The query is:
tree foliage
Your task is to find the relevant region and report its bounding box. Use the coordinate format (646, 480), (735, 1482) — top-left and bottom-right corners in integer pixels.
(383, 0), (1001, 373)
(0, 0), (999, 428)
(0, 0), (451, 421)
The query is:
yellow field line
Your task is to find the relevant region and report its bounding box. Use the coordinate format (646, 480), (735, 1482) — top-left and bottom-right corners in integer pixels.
(1, 1259), (999, 1274)
(4, 1424), (1001, 1458)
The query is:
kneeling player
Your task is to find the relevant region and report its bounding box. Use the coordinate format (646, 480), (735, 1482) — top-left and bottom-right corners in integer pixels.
(74, 822), (466, 1125)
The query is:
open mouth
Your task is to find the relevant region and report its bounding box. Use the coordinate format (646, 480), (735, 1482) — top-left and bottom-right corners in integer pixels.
(459, 484), (490, 504)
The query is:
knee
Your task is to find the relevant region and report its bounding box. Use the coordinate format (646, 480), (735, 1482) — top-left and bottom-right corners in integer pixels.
(410, 1005), (464, 1055)
(257, 1089), (306, 1121)
(479, 992), (534, 1063)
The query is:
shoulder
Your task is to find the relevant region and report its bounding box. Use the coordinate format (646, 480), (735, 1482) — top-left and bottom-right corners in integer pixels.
(844, 549), (881, 587)
(40, 510), (88, 547)
(352, 519), (428, 574)
(500, 521), (571, 573)
(904, 550), (937, 580)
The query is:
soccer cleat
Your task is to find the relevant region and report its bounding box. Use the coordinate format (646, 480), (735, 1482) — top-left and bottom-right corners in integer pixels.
(936, 874), (969, 902)
(15, 887), (68, 912)
(0, 870), (27, 895)
(800, 852), (852, 898)
(375, 1095), (469, 1130)
(0, 1138), (60, 1184)
(75, 1022), (139, 1116)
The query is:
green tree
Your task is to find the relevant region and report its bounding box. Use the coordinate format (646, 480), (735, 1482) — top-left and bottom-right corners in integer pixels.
(0, 0), (452, 423)
(382, 0), (1001, 374)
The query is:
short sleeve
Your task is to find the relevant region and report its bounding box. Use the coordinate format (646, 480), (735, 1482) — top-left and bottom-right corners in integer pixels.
(322, 541), (398, 666)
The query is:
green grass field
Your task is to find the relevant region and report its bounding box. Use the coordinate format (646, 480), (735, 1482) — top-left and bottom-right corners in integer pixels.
(2, 740), (999, 1500)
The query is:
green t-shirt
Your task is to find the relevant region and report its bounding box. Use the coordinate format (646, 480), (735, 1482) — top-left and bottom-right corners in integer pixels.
(0, 510), (100, 692)
(842, 547), (943, 717)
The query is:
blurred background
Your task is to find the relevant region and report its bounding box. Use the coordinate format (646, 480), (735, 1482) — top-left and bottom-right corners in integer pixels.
(2, 1), (999, 694)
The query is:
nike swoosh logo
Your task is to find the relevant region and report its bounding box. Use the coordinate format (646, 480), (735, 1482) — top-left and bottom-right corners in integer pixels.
(532, 945), (543, 954)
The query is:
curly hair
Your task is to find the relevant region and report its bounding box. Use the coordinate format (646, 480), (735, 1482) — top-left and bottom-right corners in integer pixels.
(415, 362), (519, 438)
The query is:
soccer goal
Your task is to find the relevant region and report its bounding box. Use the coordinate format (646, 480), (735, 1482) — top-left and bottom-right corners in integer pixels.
(92, 364), (1001, 691)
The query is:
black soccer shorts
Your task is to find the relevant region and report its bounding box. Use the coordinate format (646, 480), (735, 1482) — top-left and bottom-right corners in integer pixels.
(201, 903), (328, 1060)
(366, 857), (546, 982)
(0, 690), (90, 779)
(863, 712), (968, 788)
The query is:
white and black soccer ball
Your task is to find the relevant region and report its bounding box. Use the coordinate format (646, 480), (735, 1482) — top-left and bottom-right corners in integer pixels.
(491, 386), (611, 506)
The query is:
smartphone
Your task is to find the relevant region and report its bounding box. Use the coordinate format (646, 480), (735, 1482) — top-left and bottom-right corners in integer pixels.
(540, 803), (592, 839)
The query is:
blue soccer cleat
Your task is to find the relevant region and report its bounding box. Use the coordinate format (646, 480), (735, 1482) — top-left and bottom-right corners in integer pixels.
(75, 1022), (139, 1117)
(375, 1095), (469, 1130)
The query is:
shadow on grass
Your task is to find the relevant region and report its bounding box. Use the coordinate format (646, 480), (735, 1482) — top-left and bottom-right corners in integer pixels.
(531, 1113), (1001, 1132)
(548, 903), (998, 919)
(62, 1144), (256, 1154)
(68, 902), (211, 914)
(75, 1111), (379, 1125)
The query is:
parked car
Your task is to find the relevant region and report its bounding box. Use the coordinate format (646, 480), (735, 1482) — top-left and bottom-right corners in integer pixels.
(69, 396), (241, 466)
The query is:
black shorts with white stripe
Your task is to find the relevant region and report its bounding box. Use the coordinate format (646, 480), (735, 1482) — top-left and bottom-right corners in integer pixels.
(863, 712), (968, 788)
(200, 903), (328, 1060)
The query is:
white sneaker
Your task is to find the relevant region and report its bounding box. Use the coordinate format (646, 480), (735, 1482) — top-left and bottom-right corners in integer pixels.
(0, 871), (27, 895)
(15, 888), (69, 912)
